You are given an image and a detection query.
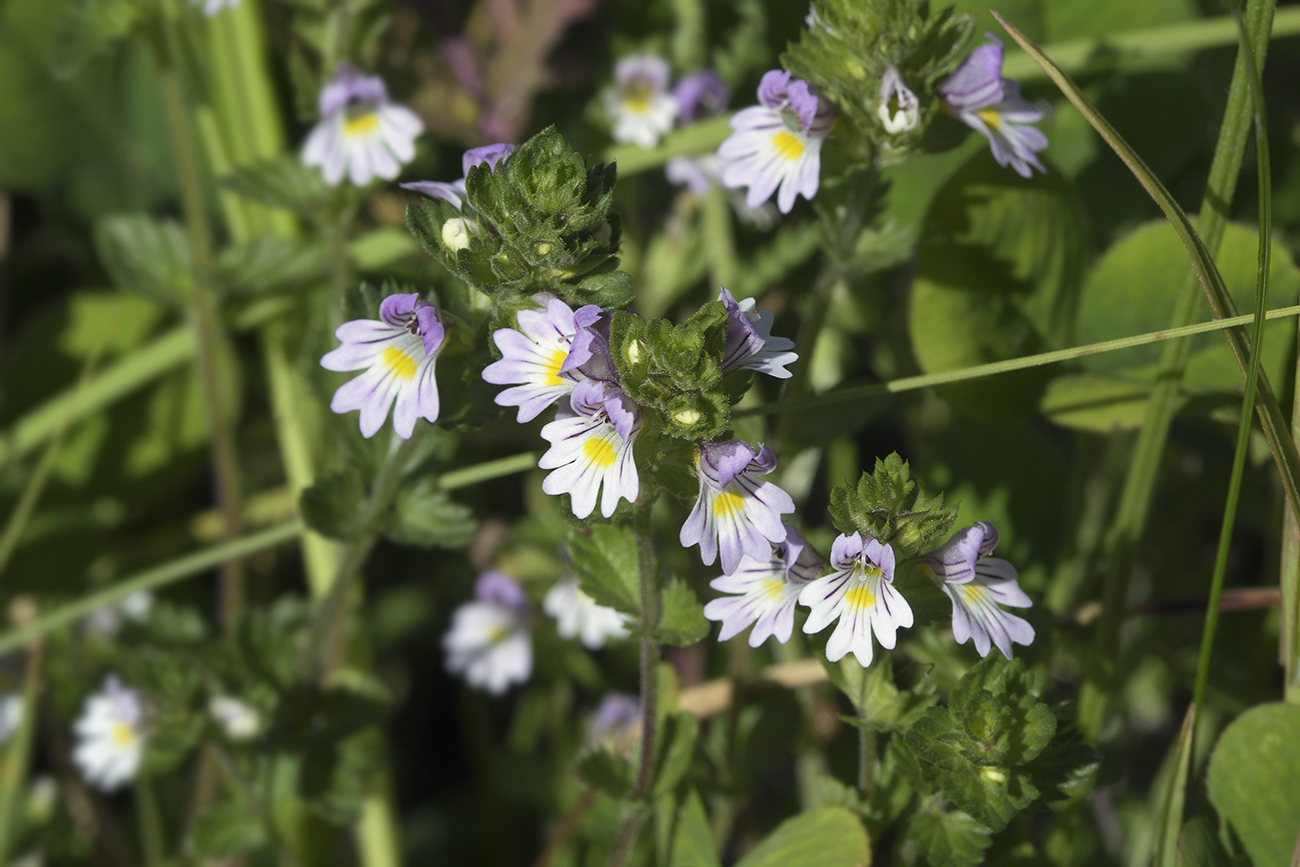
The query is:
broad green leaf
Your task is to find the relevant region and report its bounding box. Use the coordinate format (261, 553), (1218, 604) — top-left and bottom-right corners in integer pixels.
(95, 214), (192, 304)
(1042, 0), (1193, 42)
(905, 806), (992, 867)
(1206, 703), (1300, 867)
(733, 806), (870, 867)
(1039, 374), (1151, 432)
(671, 787), (721, 867)
(568, 524), (640, 617)
(910, 149), (1088, 419)
(300, 472), (367, 542)
(641, 580), (708, 647)
(1175, 817), (1234, 867)
(383, 478), (476, 549)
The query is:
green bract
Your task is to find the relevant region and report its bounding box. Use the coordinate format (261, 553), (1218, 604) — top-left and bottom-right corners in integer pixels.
(829, 452), (958, 558)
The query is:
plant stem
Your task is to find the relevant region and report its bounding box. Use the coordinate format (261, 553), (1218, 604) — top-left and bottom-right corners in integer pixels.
(135, 777), (167, 867)
(0, 620), (42, 861)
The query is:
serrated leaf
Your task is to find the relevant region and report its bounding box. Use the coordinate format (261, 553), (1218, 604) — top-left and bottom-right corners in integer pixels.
(829, 453), (958, 557)
(383, 477), (476, 549)
(215, 235), (329, 294)
(577, 747), (635, 800)
(95, 214), (192, 304)
(637, 580), (708, 647)
(50, 0), (146, 78)
(653, 713), (700, 798)
(733, 806), (870, 867)
(670, 787), (721, 867)
(222, 155), (330, 216)
(905, 806), (992, 867)
(188, 801), (268, 859)
(568, 525), (640, 617)
(300, 471), (367, 541)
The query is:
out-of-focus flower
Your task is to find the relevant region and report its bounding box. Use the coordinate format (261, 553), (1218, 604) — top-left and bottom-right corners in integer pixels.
(681, 441), (795, 575)
(193, 0), (239, 15)
(302, 64), (423, 186)
(799, 532), (912, 666)
(401, 143), (515, 209)
(320, 293), (444, 439)
(604, 56), (679, 148)
(704, 526), (822, 646)
(719, 70), (835, 214)
(543, 576), (629, 649)
(588, 693), (640, 754)
(877, 67), (919, 134)
(483, 297), (594, 423)
(443, 572), (532, 694)
(0, 654), (23, 745)
(938, 35), (1047, 178)
(924, 522), (1035, 659)
(674, 70), (729, 124)
(84, 590), (153, 638)
(208, 696), (262, 741)
(718, 287), (797, 379)
(72, 677), (148, 792)
(539, 380), (641, 519)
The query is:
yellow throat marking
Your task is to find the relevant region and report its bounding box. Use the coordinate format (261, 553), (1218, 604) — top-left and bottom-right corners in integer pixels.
(713, 489), (746, 518)
(961, 584), (987, 604)
(977, 108), (1003, 131)
(542, 348), (568, 386)
(584, 437), (617, 469)
(111, 722), (135, 748)
(383, 346), (419, 381)
(772, 132), (805, 161)
(844, 583), (876, 612)
(761, 579), (786, 601)
(344, 112), (381, 137)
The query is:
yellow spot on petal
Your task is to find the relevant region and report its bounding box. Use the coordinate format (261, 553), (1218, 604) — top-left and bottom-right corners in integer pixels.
(542, 349), (568, 386)
(584, 437), (617, 469)
(487, 624), (508, 645)
(343, 112), (380, 137)
(772, 132), (805, 161)
(111, 723), (135, 748)
(383, 346), (418, 381)
(962, 584), (987, 604)
(761, 579), (786, 601)
(623, 86), (653, 115)
(977, 108), (1003, 131)
(712, 489), (745, 518)
(844, 584), (876, 612)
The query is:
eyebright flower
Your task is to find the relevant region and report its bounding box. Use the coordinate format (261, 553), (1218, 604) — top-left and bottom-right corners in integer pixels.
(401, 142), (515, 209)
(939, 35), (1048, 178)
(604, 55), (679, 149)
(208, 696), (262, 741)
(704, 525), (822, 646)
(719, 70), (835, 214)
(674, 70), (730, 124)
(72, 677), (148, 792)
(543, 576), (629, 649)
(799, 532), (913, 666)
(482, 297), (593, 423)
(443, 572), (533, 695)
(302, 64), (423, 186)
(877, 67), (919, 134)
(0, 655), (23, 746)
(681, 441), (796, 575)
(924, 522), (1034, 659)
(320, 293), (445, 439)
(589, 693), (640, 754)
(718, 287), (797, 379)
(539, 379), (641, 519)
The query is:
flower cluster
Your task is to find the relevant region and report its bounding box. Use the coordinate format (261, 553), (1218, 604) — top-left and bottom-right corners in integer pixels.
(302, 64), (423, 187)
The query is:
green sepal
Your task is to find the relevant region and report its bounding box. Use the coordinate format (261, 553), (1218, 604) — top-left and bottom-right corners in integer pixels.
(828, 452), (958, 558)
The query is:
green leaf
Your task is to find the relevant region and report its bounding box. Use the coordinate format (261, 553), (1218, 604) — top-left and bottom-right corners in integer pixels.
(567, 524), (641, 617)
(188, 801), (268, 859)
(1175, 817), (1234, 867)
(1154, 705), (1197, 867)
(95, 214), (192, 304)
(642, 580), (709, 647)
(733, 806), (870, 867)
(300, 471), (366, 542)
(1206, 703), (1300, 867)
(577, 747), (635, 800)
(50, 0), (146, 78)
(653, 713), (700, 798)
(670, 787), (721, 867)
(905, 805), (992, 867)
(383, 478), (476, 549)
(222, 155), (330, 217)
(215, 236), (329, 294)
(828, 453), (958, 558)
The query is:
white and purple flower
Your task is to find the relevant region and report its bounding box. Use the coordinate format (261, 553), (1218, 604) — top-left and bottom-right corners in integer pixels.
(938, 36), (1048, 178)
(543, 576), (629, 649)
(0, 654), (23, 746)
(589, 693), (640, 754)
(719, 70), (835, 214)
(799, 532), (913, 666)
(482, 297), (593, 423)
(401, 142), (515, 209)
(924, 522), (1035, 659)
(443, 572), (533, 695)
(674, 70), (730, 124)
(877, 67), (919, 134)
(604, 55), (679, 149)
(193, 0), (239, 15)
(320, 292), (445, 439)
(704, 525), (822, 646)
(680, 441), (795, 575)
(302, 64), (423, 186)
(72, 677), (148, 792)
(718, 287), (797, 379)
(538, 379), (641, 519)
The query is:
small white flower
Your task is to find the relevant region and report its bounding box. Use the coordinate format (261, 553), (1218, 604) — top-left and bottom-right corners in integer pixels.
(680, 441), (795, 575)
(604, 55), (679, 149)
(799, 532), (913, 666)
(538, 380), (641, 520)
(925, 522), (1035, 659)
(877, 67), (919, 134)
(72, 677), (148, 792)
(302, 64), (423, 187)
(0, 654), (22, 745)
(543, 577), (629, 649)
(443, 572), (533, 695)
(208, 696), (262, 741)
(704, 526), (821, 646)
(482, 297), (594, 423)
(83, 590), (153, 638)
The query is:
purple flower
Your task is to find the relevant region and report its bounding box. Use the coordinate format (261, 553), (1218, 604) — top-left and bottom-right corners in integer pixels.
(680, 441), (795, 575)
(560, 306), (620, 385)
(482, 296), (593, 422)
(538, 379), (641, 519)
(939, 36), (1048, 178)
(704, 525), (822, 646)
(302, 64), (423, 186)
(589, 693), (640, 754)
(799, 532), (913, 666)
(402, 142), (516, 209)
(604, 55), (679, 148)
(674, 70), (729, 124)
(320, 292), (445, 439)
(718, 287), (797, 379)
(925, 522), (1034, 659)
(719, 70), (835, 214)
